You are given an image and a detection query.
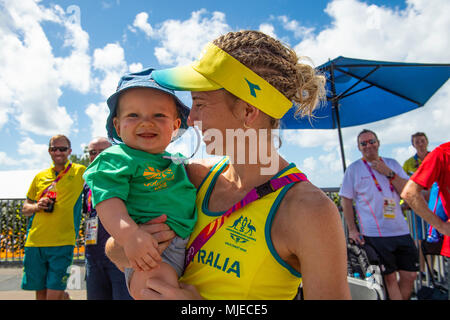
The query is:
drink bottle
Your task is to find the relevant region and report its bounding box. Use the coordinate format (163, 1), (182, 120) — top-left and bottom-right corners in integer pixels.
(44, 183), (57, 213)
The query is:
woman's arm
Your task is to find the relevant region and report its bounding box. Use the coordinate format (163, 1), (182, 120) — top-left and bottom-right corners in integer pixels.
(115, 215), (203, 299)
(275, 184), (351, 300)
(130, 273), (203, 300)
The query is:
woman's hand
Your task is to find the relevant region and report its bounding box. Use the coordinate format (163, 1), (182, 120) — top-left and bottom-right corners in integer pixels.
(123, 228), (161, 272)
(129, 271), (202, 300)
(105, 214), (176, 271)
(139, 214), (176, 254)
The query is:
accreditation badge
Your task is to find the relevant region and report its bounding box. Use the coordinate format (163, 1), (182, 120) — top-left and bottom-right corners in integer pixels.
(85, 215), (98, 245)
(383, 198), (396, 219)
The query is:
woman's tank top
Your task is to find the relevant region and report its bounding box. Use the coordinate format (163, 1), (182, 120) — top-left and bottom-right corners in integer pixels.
(180, 157), (305, 299)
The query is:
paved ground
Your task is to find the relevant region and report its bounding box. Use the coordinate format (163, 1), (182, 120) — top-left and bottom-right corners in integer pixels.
(0, 265), (87, 300)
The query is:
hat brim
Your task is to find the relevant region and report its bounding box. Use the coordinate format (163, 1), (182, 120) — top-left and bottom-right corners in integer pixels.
(152, 65), (222, 92)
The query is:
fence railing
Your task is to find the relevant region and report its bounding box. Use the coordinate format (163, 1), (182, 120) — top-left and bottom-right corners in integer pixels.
(0, 198), (85, 265)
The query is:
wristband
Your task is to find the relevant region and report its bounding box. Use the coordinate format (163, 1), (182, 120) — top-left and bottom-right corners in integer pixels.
(387, 170), (396, 181)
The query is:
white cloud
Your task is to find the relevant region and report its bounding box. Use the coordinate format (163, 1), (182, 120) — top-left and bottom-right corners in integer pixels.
(92, 43), (128, 98)
(54, 5), (91, 93)
(301, 156), (317, 172)
(93, 42), (126, 72)
(132, 12), (155, 37)
(294, 0), (450, 65)
(392, 145), (414, 167)
(131, 9), (231, 66)
(278, 16), (314, 39)
(16, 137), (52, 169)
(0, 1), (91, 135)
(286, 0), (450, 169)
(259, 23), (277, 39)
(85, 102), (109, 139)
(129, 62), (143, 73)
(0, 151), (16, 167)
(283, 129), (339, 150)
(86, 42), (129, 140)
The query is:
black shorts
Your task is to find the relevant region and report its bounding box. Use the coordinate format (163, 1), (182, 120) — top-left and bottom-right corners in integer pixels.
(363, 234), (419, 275)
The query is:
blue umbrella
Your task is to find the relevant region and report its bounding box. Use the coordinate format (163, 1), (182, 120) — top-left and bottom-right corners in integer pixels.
(281, 56), (450, 171)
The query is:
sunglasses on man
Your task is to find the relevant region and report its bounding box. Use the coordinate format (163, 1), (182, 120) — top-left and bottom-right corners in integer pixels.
(359, 139), (377, 147)
(49, 146), (69, 152)
(88, 149), (107, 156)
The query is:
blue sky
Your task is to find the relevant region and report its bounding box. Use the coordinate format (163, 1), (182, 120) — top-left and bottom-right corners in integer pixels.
(0, 0), (449, 197)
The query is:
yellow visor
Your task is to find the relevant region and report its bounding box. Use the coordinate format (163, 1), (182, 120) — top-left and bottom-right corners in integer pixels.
(152, 43), (293, 119)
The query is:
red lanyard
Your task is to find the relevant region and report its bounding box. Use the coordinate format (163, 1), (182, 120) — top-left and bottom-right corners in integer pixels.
(184, 172), (308, 268)
(362, 158), (394, 193)
(414, 152), (429, 169)
(39, 162), (72, 199)
(87, 189), (93, 214)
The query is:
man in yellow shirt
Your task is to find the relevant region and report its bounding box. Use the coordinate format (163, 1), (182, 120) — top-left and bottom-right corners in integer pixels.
(21, 134), (86, 300)
(403, 132), (430, 177)
(402, 132), (431, 276)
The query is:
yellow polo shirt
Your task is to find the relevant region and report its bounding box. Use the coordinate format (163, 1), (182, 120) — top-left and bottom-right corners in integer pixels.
(180, 157), (303, 299)
(25, 161), (86, 247)
(403, 154), (421, 176)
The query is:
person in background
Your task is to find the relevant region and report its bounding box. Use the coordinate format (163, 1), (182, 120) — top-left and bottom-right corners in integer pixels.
(402, 132), (431, 277)
(401, 141), (450, 299)
(83, 137), (132, 300)
(21, 135), (86, 300)
(403, 132), (430, 177)
(340, 129), (419, 300)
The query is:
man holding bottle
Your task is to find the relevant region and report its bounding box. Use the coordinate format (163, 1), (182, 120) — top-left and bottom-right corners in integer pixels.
(21, 134), (86, 300)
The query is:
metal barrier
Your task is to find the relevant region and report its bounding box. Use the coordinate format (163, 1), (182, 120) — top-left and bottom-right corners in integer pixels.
(405, 209), (448, 293)
(0, 198), (85, 265)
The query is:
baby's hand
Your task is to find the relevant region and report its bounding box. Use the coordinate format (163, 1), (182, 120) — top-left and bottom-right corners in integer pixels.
(123, 228), (162, 272)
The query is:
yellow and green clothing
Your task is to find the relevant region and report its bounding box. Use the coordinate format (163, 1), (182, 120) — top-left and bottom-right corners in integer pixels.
(403, 153), (429, 240)
(83, 144), (197, 239)
(25, 161), (86, 247)
(180, 157), (303, 300)
(403, 154), (424, 177)
(403, 152), (429, 177)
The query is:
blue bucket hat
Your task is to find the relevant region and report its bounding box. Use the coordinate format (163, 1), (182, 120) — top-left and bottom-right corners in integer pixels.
(106, 67), (190, 143)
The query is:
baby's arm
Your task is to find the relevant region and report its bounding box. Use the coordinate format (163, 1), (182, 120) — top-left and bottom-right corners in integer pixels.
(96, 197), (162, 271)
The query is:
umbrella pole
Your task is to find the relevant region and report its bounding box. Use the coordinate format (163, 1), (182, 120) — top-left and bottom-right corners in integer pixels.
(334, 106), (347, 172)
(329, 62), (347, 172)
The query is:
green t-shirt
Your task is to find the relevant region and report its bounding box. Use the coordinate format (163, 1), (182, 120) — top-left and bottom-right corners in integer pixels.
(83, 144), (197, 238)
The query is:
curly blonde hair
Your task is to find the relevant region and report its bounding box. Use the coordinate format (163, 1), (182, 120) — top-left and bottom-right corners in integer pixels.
(212, 30), (326, 128)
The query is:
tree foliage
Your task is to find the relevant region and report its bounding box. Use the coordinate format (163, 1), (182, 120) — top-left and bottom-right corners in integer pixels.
(69, 146), (90, 167)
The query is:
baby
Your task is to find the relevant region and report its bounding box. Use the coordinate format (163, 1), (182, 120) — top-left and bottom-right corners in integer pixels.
(83, 68), (197, 288)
